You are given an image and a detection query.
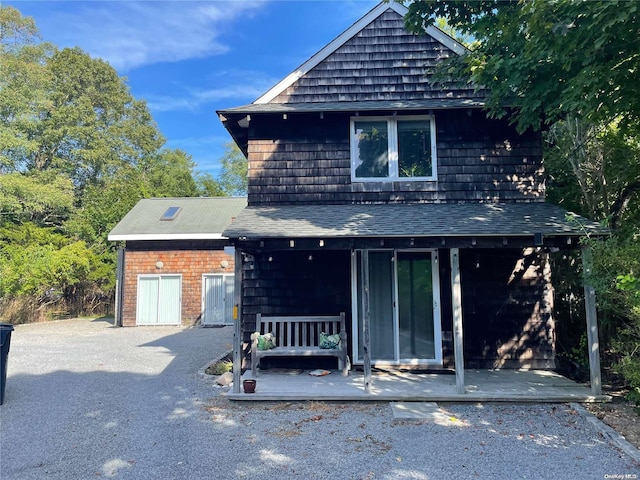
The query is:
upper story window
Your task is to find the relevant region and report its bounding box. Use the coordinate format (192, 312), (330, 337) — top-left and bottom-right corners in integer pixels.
(350, 115), (437, 182)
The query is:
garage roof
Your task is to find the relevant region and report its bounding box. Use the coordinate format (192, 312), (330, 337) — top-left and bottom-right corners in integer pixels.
(108, 197), (247, 241)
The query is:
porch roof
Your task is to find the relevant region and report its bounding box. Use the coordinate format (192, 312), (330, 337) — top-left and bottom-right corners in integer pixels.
(223, 202), (604, 239)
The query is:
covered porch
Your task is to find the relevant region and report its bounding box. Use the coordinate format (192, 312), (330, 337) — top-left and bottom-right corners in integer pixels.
(226, 368), (609, 402)
(224, 203), (608, 402)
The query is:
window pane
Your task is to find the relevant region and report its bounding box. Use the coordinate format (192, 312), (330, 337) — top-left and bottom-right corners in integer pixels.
(398, 120), (432, 178)
(368, 251), (395, 360)
(157, 276), (181, 325)
(138, 277), (159, 325)
(397, 252), (435, 359)
(354, 121), (389, 178)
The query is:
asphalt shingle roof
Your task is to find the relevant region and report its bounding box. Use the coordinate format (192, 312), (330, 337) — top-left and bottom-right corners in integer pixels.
(223, 202), (604, 239)
(108, 197), (247, 241)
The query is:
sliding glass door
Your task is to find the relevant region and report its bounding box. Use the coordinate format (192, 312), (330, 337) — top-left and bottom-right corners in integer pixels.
(353, 250), (442, 365)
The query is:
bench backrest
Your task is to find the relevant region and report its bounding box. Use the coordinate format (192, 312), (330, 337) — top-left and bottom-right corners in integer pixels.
(256, 313), (346, 348)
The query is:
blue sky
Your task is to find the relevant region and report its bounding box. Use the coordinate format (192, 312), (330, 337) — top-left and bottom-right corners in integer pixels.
(8, 0), (381, 176)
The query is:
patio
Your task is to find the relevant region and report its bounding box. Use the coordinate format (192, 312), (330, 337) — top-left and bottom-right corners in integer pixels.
(225, 368), (610, 403)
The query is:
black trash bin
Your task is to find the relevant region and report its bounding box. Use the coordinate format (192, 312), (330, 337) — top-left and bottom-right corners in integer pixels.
(0, 323), (14, 405)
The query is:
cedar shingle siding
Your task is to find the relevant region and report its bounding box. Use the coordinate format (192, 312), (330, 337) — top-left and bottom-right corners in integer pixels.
(247, 111), (544, 205)
(121, 245), (235, 327)
(271, 10), (481, 104)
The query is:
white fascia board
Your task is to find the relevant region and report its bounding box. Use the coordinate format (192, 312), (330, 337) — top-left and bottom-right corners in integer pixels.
(107, 233), (226, 242)
(254, 2), (466, 105)
(424, 24), (467, 56)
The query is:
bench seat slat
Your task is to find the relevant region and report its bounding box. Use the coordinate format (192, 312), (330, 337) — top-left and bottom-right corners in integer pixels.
(254, 347), (343, 357)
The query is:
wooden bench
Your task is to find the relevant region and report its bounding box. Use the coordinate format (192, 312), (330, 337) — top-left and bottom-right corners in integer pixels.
(251, 313), (349, 377)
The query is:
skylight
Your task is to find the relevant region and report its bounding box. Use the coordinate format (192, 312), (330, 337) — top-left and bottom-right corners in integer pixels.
(160, 206), (181, 221)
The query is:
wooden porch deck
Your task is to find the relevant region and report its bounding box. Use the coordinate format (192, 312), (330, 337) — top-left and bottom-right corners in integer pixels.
(225, 369), (610, 403)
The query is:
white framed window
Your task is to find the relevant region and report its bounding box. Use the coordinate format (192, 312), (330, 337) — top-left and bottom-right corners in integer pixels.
(350, 115), (437, 182)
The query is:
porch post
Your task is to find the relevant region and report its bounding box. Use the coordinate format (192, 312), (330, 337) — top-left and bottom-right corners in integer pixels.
(582, 247), (602, 396)
(114, 248), (125, 327)
(361, 251), (372, 393)
(232, 247), (243, 394)
(450, 248), (465, 394)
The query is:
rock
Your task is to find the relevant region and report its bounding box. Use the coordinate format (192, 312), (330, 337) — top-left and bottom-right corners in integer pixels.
(215, 371), (233, 386)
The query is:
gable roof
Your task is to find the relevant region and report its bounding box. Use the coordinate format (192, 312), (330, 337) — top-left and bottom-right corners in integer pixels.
(108, 197), (247, 241)
(254, 2), (467, 105)
(222, 203), (605, 239)
(218, 2), (480, 154)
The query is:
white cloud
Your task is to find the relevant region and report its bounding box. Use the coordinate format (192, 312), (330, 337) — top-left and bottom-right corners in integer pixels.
(35, 0), (267, 71)
(147, 71), (278, 112)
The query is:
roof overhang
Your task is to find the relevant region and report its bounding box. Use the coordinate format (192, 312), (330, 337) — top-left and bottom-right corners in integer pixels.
(223, 202), (606, 243)
(218, 98), (485, 117)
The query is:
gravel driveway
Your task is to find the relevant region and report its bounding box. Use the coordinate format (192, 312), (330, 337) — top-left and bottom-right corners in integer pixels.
(1, 319), (638, 480)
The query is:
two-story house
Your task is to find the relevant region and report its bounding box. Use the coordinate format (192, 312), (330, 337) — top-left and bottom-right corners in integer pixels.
(218, 2), (603, 397)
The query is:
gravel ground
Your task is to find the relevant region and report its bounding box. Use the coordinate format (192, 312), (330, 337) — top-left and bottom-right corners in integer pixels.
(1, 319), (638, 480)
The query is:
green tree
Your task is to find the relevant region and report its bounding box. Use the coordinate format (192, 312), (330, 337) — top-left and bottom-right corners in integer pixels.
(545, 118), (640, 231)
(0, 223), (110, 321)
(217, 141), (248, 195)
(26, 46), (164, 190)
(0, 6), (214, 322)
(67, 149), (202, 249)
(0, 171), (74, 226)
(402, 0), (640, 131)
(0, 7), (53, 173)
(195, 172), (225, 197)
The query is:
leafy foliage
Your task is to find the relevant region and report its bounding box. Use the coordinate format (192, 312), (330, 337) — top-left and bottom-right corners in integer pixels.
(217, 142), (248, 195)
(403, 0), (640, 132)
(545, 118), (640, 231)
(585, 235), (640, 403)
(0, 6), (247, 322)
(0, 171), (74, 225)
(0, 224), (92, 297)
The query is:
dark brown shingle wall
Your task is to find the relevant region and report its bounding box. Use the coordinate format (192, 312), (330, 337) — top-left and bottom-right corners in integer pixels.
(271, 10), (481, 104)
(246, 111), (544, 205)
